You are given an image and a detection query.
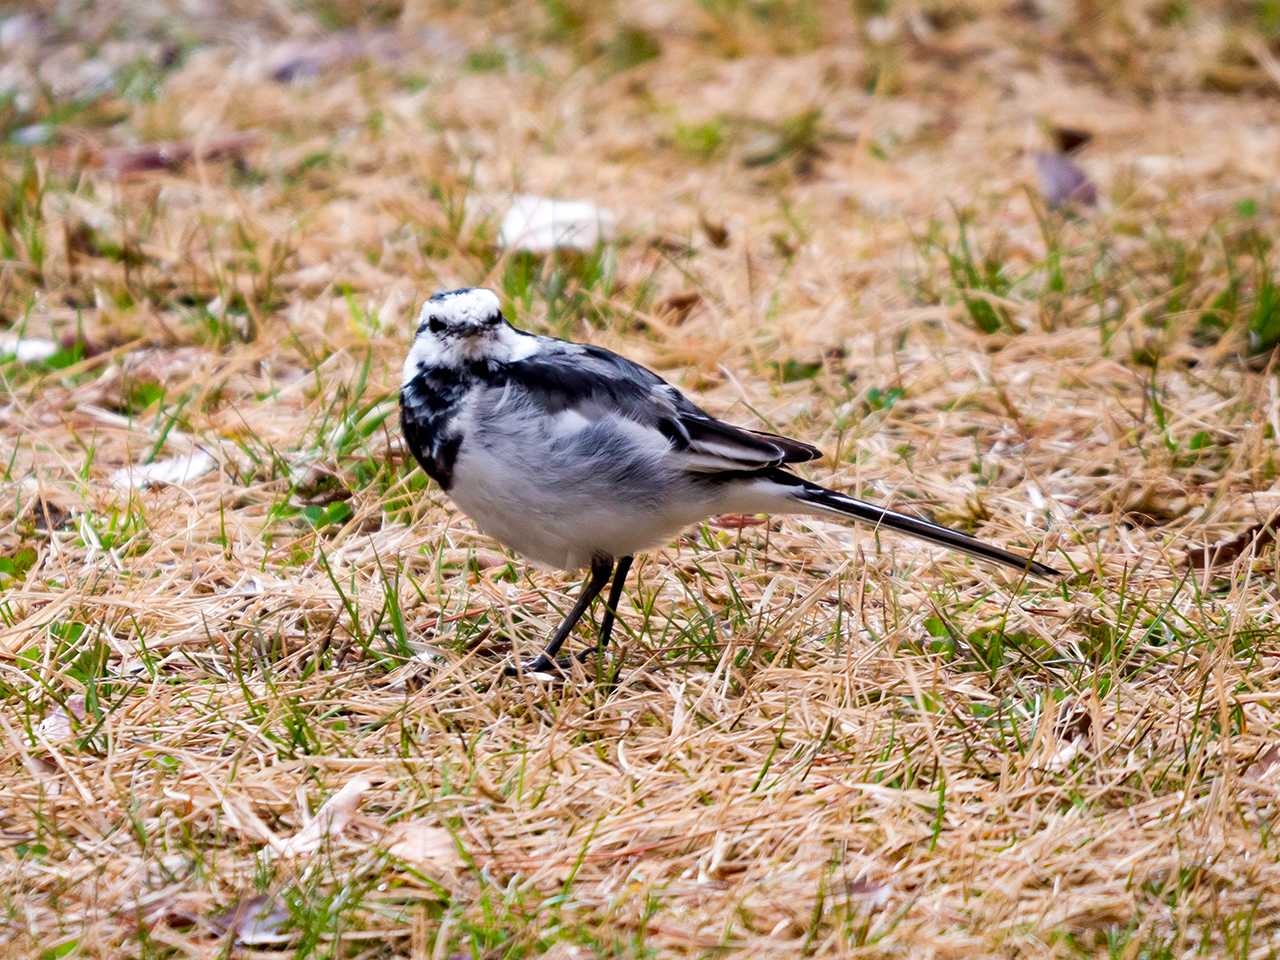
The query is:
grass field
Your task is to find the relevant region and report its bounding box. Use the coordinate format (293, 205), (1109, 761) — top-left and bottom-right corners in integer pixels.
(4, 1), (1280, 956)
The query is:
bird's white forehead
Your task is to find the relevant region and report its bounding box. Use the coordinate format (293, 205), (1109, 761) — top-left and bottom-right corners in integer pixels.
(420, 288), (501, 326)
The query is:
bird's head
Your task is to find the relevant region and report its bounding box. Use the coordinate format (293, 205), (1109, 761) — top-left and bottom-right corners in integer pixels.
(417, 287), (504, 343)
(402, 287), (532, 382)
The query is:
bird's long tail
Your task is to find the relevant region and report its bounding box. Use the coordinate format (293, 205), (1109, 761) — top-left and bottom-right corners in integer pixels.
(760, 472), (1060, 579)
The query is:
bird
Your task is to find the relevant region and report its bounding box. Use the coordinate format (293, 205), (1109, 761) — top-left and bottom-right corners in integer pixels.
(399, 287), (1059, 676)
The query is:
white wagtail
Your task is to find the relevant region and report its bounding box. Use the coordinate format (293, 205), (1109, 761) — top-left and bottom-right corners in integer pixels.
(399, 288), (1059, 674)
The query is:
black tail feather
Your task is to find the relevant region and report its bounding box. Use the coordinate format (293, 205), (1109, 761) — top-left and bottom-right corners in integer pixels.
(780, 474), (1060, 579)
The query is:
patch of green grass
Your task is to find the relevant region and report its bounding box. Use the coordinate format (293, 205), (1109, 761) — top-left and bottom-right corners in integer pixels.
(0, 158), (48, 281)
(76, 506), (151, 556)
(672, 119), (727, 160)
(465, 46), (509, 72)
(935, 212), (1016, 334)
(539, 0), (589, 44)
(114, 54), (174, 104)
(0, 546), (36, 582)
(772, 357), (822, 382)
(699, 0), (823, 54)
(864, 386), (904, 411)
(602, 26), (662, 73)
(302, 500), (353, 530)
(121, 379), (166, 417)
(499, 246), (643, 337)
(741, 107), (827, 169)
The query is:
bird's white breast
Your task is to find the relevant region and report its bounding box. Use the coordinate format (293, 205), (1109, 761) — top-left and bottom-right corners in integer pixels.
(444, 399), (715, 570)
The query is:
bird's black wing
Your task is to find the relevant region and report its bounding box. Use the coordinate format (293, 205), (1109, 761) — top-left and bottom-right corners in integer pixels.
(496, 341), (822, 473)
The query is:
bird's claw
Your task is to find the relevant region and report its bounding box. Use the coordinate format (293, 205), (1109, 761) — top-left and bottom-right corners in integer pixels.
(502, 648), (610, 680)
(503, 654), (570, 679)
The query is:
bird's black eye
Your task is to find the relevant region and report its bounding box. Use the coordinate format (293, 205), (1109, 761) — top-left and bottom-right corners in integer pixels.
(485, 311), (501, 326)
(427, 316), (446, 334)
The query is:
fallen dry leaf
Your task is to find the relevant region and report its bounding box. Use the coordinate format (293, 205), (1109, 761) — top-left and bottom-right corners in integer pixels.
(384, 645), (453, 690)
(220, 795), (279, 848)
(387, 821), (463, 872)
(1034, 151), (1097, 209)
(98, 133), (258, 178)
(1045, 736), (1083, 772)
(1245, 745), (1280, 782)
(1051, 126), (1093, 154)
(269, 32), (395, 83)
(844, 876), (891, 909)
(210, 894), (291, 945)
(1187, 514), (1280, 570)
(266, 28), (456, 83)
(111, 450), (216, 491)
(658, 291), (701, 324)
(1045, 701), (1092, 773)
(1118, 480), (1189, 526)
(699, 213), (730, 248)
(274, 776), (372, 857)
(36, 695), (87, 742)
(712, 514), (767, 529)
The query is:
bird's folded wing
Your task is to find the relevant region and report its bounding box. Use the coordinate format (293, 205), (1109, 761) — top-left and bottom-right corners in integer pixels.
(501, 344), (823, 474)
(674, 412), (822, 472)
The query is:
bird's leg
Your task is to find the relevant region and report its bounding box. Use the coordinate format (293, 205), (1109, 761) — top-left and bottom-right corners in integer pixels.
(507, 556), (613, 676)
(581, 554), (632, 661)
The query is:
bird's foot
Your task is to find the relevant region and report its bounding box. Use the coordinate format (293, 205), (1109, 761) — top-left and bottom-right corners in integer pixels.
(502, 647), (612, 680)
(502, 653), (573, 679)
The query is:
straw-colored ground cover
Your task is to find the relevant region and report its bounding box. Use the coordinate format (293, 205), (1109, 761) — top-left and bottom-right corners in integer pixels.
(4, 1), (1280, 956)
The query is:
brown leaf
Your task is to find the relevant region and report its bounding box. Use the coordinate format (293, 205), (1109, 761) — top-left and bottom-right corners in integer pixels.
(699, 213), (729, 248)
(210, 894), (291, 945)
(36, 695), (86, 742)
(712, 514), (767, 529)
(1187, 514), (1280, 570)
(270, 34), (367, 83)
(98, 133), (258, 179)
(658, 291), (701, 324)
(1120, 481), (1189, 526)
(387, 821), (463, 872)
(1034, 151), (1097, 209)
(648, 235), (695, 256)
(266, 28), (456, 83)
(1045, 700), (1092, 772)
(142, 901), (201, 933)
(111, 450), (216, 491)
(274, 776), (371, 856)
(844, 876), (891, 908)
(1051, 126), (1092, 154)
(219, 794), (279, 847)
(1245, 745), (1280, 782)
(120, 346), (210, 384)
(384, 645), (453, 690)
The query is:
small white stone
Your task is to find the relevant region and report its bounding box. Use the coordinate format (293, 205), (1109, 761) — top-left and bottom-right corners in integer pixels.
(0, 334), (58, 363)
(498, 195), (615, 252)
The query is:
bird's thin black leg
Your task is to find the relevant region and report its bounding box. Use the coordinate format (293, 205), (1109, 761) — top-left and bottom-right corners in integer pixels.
(585, 554), (632, 659)
(508, 556), (613, 675)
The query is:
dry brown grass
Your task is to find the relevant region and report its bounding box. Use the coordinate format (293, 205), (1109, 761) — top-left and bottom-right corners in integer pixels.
(4, 1), (1280, 957)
